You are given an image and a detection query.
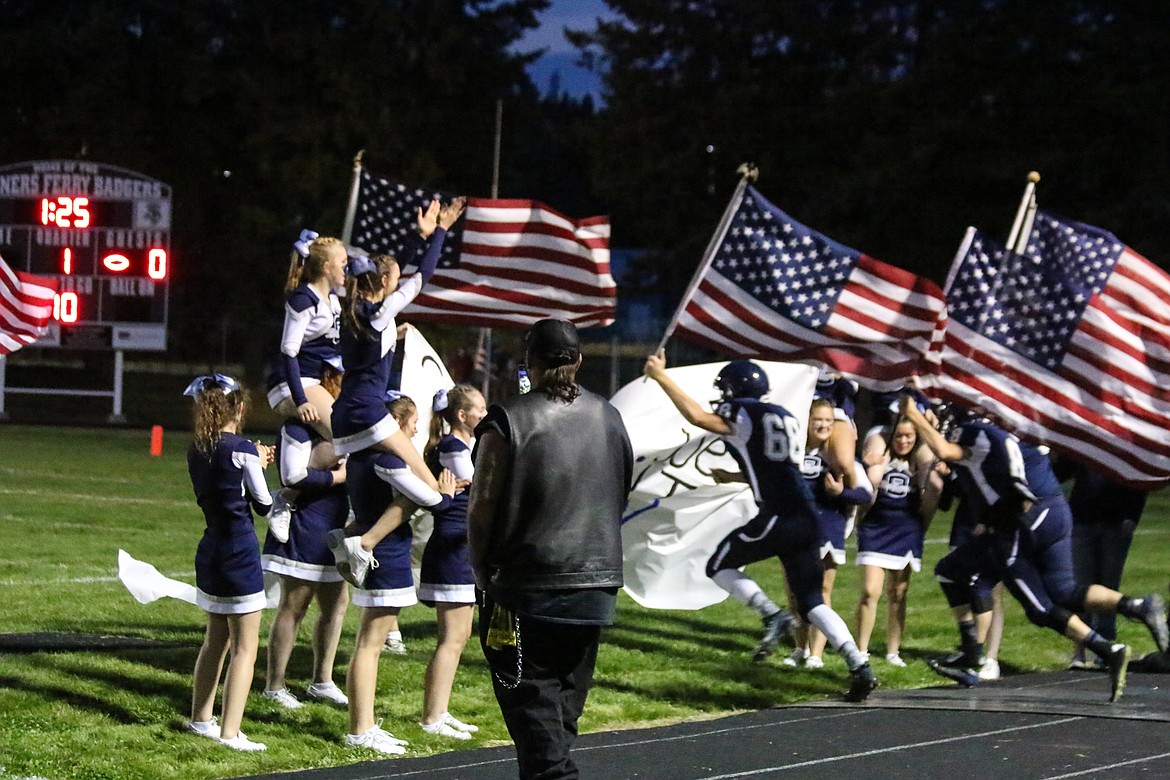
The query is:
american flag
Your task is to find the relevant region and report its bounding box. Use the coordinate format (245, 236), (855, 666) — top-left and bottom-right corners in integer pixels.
(0, 254), (58, 355)
(350, 171), (615, 329)
(931, 213), (1170, 487)
(674, 185), (945, 390)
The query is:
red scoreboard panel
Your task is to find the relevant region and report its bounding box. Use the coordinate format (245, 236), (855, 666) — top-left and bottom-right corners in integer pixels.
(0, 160), (171, 350)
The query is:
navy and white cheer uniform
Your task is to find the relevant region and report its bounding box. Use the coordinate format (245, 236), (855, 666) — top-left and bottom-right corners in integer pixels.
(802, 447), (872, 564)
(418, 434), (476, 605)
(261, 420), (347, 583)
(331, 229), (447, 455)
(704, 398), (830, 618)
(188, 433), (273, 614)
(347, 448), (453, 608)
(266, 283), (342, 409)
(857, 457), (924, 572)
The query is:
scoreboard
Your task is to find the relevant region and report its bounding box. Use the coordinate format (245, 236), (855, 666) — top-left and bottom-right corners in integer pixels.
(0, 160), (170, 350)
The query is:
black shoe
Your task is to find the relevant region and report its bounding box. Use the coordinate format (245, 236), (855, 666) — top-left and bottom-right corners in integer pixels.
(928, 650), (981, 687)
(844, 663), (878, 702)
(1105, 643), (1131, 703)
(1132, 594), (1169, 654)
(752, 609), (796, 662)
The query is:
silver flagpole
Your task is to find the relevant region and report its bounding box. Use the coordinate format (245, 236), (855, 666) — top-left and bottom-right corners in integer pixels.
(340, 150), (365, 244)
(654, 163), (758, 355)
(1014, 190), (1038, 254)
(481, 99), (504, 399)
(1005, 170), (1040, 250)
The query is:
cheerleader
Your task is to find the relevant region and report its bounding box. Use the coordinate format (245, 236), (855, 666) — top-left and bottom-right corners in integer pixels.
(184, 374), (273, 752)
(328, 198), (464, 580)
(264, 231), (347, 543)
(331, 197), (464, 468)
(854, 415), (943, 666)
(792, 398), (872, 668)
(814, 366), (860, 487)
(260, 367), (350, 709)
(418, 385), (486, 740)
(341, 395), (457, 755)
(267, 230), (346, 437)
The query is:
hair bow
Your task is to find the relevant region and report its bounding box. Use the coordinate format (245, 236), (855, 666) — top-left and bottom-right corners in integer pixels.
(347, 254), (376, 277)
(293, 229), (319, 260)
(432, 388), (449, 413)
(183, 373), (240, 398)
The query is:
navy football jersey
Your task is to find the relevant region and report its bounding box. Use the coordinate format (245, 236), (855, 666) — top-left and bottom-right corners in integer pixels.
(948, 419), (1036, 519)
(1019, 441), (1063, 500)
(716, 398), (813, 510)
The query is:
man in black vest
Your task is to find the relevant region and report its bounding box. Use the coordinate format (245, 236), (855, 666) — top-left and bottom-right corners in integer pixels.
(469, 318), (633, 780)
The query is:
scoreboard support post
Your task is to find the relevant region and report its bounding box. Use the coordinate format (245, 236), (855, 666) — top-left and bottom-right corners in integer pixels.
(0, 356), (8, 422)
(0, 350), (126, 423)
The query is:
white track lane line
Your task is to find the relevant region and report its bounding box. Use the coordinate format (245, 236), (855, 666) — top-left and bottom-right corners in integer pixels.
(697, 716), (1085, 778)
(1043, 752), (1170, 778)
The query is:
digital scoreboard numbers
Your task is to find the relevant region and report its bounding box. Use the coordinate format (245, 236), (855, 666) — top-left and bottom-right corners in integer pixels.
(0, 160), (171, 350)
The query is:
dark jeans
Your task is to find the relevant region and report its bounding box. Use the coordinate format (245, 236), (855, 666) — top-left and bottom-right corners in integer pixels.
(479, 594), (602, 780)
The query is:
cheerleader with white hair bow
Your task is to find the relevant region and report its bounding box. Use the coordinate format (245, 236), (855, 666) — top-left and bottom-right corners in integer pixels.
(183, 374), (274, 752)
(416, 384), (486, 739)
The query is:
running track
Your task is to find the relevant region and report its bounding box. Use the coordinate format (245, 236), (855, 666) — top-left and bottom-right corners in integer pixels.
(244, 670), (1170, 779)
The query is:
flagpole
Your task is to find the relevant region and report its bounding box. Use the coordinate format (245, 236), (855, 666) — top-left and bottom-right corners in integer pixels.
(1014, 188), (1038, 254)
(340, 149), (365, 244)
(1005, 170), (1040, 250)
(654, 163), (757, 355)
(481, 99), (504, 399)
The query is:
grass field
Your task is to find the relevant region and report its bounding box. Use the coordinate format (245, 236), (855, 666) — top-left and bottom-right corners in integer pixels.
(1, 424), (1167, 780)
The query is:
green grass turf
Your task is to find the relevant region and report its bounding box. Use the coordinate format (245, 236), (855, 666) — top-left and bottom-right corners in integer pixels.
(0, 424), (1167, 779)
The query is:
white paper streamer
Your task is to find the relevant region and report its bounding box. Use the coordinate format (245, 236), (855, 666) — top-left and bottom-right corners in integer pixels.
(117, 549), (197, 605)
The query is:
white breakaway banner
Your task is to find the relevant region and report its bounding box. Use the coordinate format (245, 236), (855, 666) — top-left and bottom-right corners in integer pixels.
(612, 361), (818, 609)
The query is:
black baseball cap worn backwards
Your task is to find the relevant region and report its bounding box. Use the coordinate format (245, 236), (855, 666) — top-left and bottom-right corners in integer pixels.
(526, 318), (580, 367)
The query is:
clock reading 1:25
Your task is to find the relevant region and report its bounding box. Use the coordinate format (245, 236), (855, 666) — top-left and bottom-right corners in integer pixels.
(40, 196), (91, 228)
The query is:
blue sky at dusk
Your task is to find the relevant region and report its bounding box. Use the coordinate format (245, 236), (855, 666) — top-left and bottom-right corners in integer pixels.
(515, 0), (616, 99)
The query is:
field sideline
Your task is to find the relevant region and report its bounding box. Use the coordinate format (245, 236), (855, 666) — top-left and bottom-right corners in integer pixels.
(1, 424), (1167, 780)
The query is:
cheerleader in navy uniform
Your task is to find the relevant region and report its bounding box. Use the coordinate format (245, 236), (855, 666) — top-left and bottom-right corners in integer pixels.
(328, 197), (464, 575)
(814, 366), (860, 487)
(418, 385), (486, 740)
(798, 398), (872, 668)
(261, 367), (351, 710)
(184, 374), (274, 752)
(265, 231), (347, 543)
(331, 197), (464, 463)
(854, 415), (943, 666)
(267, 230), (346, 436)
(341, 395), (458, 755)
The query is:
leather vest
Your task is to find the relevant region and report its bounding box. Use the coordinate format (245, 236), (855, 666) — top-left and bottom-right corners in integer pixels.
(481, 386), (632, 591)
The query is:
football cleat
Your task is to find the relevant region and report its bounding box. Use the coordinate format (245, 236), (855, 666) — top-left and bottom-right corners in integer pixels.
(928, 650), (981, 688)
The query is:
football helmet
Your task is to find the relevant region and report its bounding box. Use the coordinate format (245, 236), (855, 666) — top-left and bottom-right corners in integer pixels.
(714, 360), (769, 400)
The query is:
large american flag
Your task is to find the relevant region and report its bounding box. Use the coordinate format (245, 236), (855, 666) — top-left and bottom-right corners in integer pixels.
(931, 213), (1170, 487)
(674, 185), (945, 390)
(350, 171), (615, 329)
(0, 254), (58, 355)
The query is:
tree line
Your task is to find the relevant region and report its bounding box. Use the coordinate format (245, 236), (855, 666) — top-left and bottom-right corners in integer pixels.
(2, 0), (1166, 365)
